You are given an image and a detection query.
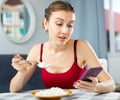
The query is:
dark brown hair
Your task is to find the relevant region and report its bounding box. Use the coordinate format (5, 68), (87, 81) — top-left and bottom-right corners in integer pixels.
(44, 1), (75, 21)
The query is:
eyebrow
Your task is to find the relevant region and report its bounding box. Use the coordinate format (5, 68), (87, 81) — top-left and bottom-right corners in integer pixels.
(55, 18), (75, 23)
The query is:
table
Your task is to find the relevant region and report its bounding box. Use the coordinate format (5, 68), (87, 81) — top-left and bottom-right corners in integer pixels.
(0, 89), (120, 100)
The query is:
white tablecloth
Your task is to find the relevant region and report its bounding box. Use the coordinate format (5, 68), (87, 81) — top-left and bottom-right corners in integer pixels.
(0, 89), (120, 100)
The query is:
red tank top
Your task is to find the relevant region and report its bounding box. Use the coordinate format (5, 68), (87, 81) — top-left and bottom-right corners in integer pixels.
(40, 40), (86, 89)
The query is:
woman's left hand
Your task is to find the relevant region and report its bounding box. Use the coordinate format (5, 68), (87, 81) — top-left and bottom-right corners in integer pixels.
(73, 76), (99, 92)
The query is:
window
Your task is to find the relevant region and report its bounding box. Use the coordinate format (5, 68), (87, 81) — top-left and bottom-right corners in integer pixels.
(104, 0), (120, 52)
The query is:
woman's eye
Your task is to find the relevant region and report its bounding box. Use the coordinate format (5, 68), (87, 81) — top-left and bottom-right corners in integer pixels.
(68, 25), (73, 28)
(56, 23), (63, 26)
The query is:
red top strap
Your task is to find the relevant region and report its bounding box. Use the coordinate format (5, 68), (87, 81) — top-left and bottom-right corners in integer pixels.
(40, 44), (43, 62)
(74, 40), (78, 62)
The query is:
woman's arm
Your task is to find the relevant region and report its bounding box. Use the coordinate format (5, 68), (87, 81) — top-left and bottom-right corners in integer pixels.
(10, 63), (37, 92)
(10, 44), (40, 92)
(95, 80), (115, 93)
(74, 40), (115, 93)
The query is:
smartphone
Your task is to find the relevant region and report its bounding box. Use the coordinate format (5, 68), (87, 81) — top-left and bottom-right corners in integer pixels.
(80, 67), (103, 82)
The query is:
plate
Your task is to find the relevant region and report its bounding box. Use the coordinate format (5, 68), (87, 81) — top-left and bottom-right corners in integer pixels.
(31, 89), (72, 100)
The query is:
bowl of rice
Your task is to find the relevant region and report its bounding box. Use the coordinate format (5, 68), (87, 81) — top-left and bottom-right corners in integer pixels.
(31, 87), (72, 100)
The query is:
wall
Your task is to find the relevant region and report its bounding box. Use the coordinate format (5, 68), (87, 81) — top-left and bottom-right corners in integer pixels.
(0, 0), (107, 58)
(0, 0), (55, 54)
(108, 53), (120, 84)
(68, 0), (107, 59)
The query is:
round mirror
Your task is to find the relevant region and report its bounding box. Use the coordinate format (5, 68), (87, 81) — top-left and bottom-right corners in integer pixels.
(0, 0), (36, 43)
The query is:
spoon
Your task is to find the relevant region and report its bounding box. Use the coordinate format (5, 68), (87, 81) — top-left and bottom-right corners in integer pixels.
(23, 60), (50, 68)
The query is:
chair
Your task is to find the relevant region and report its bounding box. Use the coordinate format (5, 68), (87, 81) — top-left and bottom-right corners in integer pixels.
(0, 55), (45, 93)
(99, 58), (108, 71)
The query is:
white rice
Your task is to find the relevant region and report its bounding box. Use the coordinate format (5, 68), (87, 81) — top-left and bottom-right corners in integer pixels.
(35, 87), (68, 96)
(37, 62), (50, 68)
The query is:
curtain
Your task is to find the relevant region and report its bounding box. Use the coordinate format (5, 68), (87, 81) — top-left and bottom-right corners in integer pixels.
(65, 0), (107, 58)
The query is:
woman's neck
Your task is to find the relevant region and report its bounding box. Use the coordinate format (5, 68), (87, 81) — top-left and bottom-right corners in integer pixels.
(46, 40), (70, 55)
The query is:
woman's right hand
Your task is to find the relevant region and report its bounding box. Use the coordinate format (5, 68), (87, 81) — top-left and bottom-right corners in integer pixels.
(11, 54), (31, 72)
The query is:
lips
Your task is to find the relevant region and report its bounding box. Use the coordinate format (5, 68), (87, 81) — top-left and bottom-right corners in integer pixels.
(58, 36), (67, 41)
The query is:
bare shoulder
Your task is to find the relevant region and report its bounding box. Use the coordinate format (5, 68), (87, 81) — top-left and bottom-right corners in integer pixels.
(77, 40), (92, 50)
(76, 39), (96, 60)
(77, 40), (96, 56)
(76, 39), (99, 66)
(76, 40), (90, 56)
(31, 44), (41, 50)
(27, 43), (42, 62)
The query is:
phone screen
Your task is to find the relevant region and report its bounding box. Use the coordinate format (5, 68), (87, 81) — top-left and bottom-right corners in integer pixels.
(80, 67), (103, 82)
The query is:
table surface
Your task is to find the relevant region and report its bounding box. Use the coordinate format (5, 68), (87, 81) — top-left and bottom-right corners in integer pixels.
(0, 89), (120, 100)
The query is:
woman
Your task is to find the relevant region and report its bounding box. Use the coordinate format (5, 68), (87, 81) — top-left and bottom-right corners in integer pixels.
(10, 1), (115, 93)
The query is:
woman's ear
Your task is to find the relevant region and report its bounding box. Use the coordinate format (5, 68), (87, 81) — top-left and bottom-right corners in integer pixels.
(43, 18), (48, 31)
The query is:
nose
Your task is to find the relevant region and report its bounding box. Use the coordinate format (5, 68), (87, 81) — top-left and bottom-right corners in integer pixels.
(61, 26), (69, 34)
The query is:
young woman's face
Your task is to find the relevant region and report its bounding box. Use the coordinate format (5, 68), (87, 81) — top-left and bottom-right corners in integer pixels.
(45, 10), (75, 45)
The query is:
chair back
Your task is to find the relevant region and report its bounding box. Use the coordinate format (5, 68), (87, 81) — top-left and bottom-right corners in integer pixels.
(99, 59), (108, 71)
